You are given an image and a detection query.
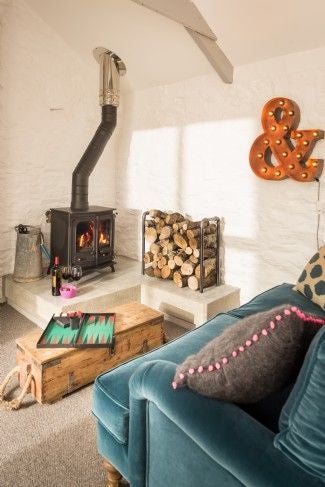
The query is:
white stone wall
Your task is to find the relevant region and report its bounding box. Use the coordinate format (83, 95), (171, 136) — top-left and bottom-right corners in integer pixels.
(0, 0), (117, 300)
(116, 46), (325, 303)
(2, 0), (325, 306)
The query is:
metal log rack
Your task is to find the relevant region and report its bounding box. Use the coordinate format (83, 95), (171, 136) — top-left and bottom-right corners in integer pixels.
(141, 212), (220, 293)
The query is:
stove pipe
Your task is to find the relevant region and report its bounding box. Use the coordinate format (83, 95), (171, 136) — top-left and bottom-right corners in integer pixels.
(71, 48), (126, 211)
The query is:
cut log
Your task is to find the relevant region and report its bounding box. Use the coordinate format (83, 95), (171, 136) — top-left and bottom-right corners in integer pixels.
(172, 220), (188, 232)
(145, 227), (157, 243)
(188, 272), (216, 291)
(159, 238), (170, 248)
(186, 228), (200, 238)
(143, 252), (154, 264)
(193, 248), (216, 259)
(195, 258), (216, 279)
(187, 225), (217, 239)
(188, 237), (198, 250)
(173, 233), (188, 250)
(203, 233), (217, 248)
(153, 268), (162, 278)
(173, 272), (188, 288)
(183, 221), (208, 231)
(151, 261), (158, 269)
(159, 226), (172, 241)
(149, 209), (166, 219)
(174, 251), (188, 267)
(145, 219), (155, 228)
(185, 246), (193, 255)
(168, 259), (176, 270)
(181, 260), (196, 276)
(161, 265), (174, 279)
(157, 256), (167, 269)
(189, 234), (216, 250)
(144, 266), (155, 278)
(165, 213), (184, 225)
(189, 255), (199, 264)
(150, 242), (161, 254)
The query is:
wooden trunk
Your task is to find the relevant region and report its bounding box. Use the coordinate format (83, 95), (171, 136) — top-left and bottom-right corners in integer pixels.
(16, 302), (164, 404)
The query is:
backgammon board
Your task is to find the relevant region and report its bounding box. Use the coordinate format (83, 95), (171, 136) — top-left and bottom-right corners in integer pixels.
(37, 313), (116, 349)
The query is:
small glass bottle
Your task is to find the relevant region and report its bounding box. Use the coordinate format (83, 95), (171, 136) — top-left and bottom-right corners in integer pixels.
(51, 256), (61, 296)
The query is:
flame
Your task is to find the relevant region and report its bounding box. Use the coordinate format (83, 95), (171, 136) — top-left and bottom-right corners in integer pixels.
(79, 231), (92, 248)
(77, 222), (109, 249)
(99, 232), (109, 245)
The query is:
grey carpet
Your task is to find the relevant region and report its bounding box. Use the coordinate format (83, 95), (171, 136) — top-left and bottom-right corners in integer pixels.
(0, 304), (185, 487)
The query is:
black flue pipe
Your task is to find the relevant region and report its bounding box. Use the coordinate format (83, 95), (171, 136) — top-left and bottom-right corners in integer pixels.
(70, 105), (117, 211)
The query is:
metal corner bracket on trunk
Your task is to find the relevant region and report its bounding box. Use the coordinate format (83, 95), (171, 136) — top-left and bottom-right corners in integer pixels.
(70, 48), (126, 212)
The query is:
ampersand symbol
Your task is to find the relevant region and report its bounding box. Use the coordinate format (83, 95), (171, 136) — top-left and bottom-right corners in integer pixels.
(249, 97), (324, 182)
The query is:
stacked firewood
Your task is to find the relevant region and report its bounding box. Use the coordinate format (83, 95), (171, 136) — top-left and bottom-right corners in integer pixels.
(143, 209), (217, 290)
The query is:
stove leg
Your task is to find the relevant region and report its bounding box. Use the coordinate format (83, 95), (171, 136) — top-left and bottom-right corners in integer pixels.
(110, 264), (115, 272)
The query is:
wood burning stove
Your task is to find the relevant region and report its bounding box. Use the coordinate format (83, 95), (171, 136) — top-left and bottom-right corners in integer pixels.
(50, 206), (116, 271)
(49, 47), (125, 272)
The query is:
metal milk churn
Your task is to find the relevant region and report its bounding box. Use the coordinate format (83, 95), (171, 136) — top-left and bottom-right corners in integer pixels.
(13, 225), (43, 282)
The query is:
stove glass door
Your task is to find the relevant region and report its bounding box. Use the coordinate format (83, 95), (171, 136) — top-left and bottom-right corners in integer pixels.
(76, 220), (95, 254)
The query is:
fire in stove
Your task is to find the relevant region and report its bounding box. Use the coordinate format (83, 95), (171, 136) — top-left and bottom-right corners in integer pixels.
(77, 221), (94, 251)
(76, 221), (110, 252)
(99, 223), (110, 246)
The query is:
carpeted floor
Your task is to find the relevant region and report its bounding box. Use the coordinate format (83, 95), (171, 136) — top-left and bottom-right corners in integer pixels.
(0, 303), (185, 487)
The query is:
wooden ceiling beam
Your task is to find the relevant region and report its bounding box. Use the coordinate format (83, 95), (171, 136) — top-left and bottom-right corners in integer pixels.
(131, 0), (217, 40)
(186, 28), (233, 83)
(131, 0), (233, 84)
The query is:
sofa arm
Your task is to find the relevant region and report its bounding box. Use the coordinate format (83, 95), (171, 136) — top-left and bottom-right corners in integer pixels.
(129, 360), (320, 487)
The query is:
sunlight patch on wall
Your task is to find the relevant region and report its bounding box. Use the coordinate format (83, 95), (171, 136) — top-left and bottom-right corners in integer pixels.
(182, 118), (258, 239)
(125, 126), (181, 210)
(226, 246), (259, 303)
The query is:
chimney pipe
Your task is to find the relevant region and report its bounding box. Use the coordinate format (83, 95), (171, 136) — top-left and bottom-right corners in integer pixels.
(70, 48), (126, 212)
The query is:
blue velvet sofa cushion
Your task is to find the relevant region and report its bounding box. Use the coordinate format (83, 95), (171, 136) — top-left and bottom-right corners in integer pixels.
(92, 313), (239, 444)
(93, 283), (325, 444)
(229, 283), (325, 320)
(274, 326), (325, 482)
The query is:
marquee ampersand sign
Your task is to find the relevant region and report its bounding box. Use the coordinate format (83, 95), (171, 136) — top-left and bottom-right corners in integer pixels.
(249, 97), (324, 182)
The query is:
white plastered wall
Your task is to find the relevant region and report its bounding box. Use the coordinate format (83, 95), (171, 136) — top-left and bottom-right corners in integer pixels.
(116, 46), (325, 303)
(0, 0), (117, 300)
(1, 0), (325, 305)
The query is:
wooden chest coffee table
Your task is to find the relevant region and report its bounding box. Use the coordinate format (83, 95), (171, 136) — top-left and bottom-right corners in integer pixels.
(16, 302), (164, 404)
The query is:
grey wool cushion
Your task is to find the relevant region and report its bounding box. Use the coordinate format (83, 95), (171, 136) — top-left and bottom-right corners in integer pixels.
(172, 305), (325, 403)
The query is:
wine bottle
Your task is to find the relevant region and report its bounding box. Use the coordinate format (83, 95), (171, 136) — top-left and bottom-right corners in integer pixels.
(51, 256), (61, 296)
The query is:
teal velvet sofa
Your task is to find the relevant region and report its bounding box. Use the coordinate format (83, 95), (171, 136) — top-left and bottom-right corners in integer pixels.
(92, 284), (325, 486)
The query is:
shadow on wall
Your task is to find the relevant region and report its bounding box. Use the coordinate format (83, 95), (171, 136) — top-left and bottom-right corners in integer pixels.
(115, 73), (324, 302)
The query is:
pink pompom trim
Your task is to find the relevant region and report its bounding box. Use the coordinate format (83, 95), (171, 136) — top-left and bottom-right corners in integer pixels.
(172, 306), (325, 387)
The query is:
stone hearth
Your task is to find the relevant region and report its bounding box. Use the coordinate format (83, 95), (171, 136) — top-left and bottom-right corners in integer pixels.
(4, 256), (240, 329)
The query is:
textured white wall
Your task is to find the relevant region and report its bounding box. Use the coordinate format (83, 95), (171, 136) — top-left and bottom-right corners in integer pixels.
(116, 46), (325, 303)
(2, 0), (325, 305)
(0, 0), (117, 299)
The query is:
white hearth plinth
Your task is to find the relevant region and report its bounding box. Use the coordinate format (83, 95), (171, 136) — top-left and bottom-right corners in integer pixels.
(4, 256), (240, 329)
